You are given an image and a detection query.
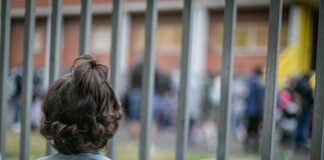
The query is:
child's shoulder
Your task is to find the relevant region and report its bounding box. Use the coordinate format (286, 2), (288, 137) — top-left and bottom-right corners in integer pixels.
(36, 153), (111, 160)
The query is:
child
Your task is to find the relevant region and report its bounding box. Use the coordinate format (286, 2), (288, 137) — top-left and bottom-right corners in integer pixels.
(279, 92), (300, 143)
(278, 91), (301, 160)
(37, 55), (123, 160)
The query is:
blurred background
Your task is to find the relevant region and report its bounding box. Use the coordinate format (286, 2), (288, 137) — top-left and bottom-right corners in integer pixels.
(4, 0), (320, 159)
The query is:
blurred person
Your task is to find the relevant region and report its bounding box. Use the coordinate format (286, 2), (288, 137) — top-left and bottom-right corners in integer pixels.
(278, 92), (301, 160)
(231, 76), (247, 142)
(126, 88), (142, 139)
(154, 74), (176, 129)
(155, 92), (176, 129)
(198, 74), (220, 149)
(154, 67), (176, 129)
(31, 93), (42, 130)
(188, 73), (204, 143)
(294, 72), (314, 151)
(211, 74), (221, 113)
(7, 68), (18, 100)
(245, 66), (265, 152)
(277, 78), (301, 160)
(125, 61), (169, 139)
(31, 69), (45, 130)
(33, 69), (45, 97)
(277, 77), (297, 123)
(11, 67), (23, 133)
(200, 74), (219, 123)
(37, 55), (122, 160)
(126, 62), (144, 139)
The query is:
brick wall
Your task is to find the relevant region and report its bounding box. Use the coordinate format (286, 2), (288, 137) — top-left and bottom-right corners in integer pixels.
(11, 0), (112, 9)
(8, 7), (287, 76)
(11, 0), (179, 9)
(10, 18), (47, 68)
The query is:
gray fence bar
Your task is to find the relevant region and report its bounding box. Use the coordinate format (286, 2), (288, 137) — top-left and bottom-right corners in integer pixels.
(43, 5), (52, 100)
(44, 7), (53, 155)
(175, 0), (195, 160)
(261, 0), (283, 160)
(217, 0), (237, 159)
(19, 0), (36, 159)
(139, 0), (158, 160)
(45, 0), (63, 155)
(79, 0), (92, 55)
(44, 12), (52, 157)
(48, 0), (63, 84)
(0, 1), (11, 160)
(106, 0), (124, 159)
(311, 0), (324, 159)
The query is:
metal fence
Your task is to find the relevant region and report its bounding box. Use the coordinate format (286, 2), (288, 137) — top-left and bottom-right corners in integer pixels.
(0, 0), (324, 160)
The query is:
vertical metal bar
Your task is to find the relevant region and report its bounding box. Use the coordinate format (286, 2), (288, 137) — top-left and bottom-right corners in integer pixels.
(261, 0), (283, 160)
(217, 0), (237, 159)
(19, 0), (36, 159)
(0, 1), (11, 160)
(79, 0), (92, 55)
(311, 0), (324, 159)
(139, 0), (158, 160)
(45, 0), (63, 155)
(43, 3), (52, 94)
(175, 0), (195, 160)
(48, 0), (62, 84)
(106, 0), (124, 159)
(44, 16), (53, 157)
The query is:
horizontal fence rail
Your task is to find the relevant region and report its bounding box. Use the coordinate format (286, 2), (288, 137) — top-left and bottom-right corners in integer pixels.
(0, 0), (324, 160)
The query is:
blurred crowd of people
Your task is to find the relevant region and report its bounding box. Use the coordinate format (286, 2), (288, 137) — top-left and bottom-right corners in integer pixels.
(120, 63), (314, 159)
(7, 67), (45, 132)
(194, 67), (314, 159)
(122, 61), (177, 139)
(6, 63), (314, 159)
(277, 72), (314, 159)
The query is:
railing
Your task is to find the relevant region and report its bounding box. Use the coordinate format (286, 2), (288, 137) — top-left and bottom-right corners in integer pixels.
(0, 0), (324, 160)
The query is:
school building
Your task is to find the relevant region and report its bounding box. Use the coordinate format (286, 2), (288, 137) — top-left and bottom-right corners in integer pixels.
(8, 0), (319, 78)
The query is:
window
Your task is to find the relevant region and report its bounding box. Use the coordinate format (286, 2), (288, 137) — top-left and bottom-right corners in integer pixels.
(132, 15), (182, 55)
(235, 25), (248, 47)
(156, 22), (182, 53)
(91, 17), (112, 55)
(210, 21), (288, 54)
(92, 25), (112, 54)
(34, 25), (44, 55)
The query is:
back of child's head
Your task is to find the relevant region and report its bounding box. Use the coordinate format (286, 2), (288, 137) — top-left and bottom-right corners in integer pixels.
(40, 55), (123, 154)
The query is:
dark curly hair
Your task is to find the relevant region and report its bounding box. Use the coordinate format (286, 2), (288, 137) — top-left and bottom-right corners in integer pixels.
(40, 55), (123, 154)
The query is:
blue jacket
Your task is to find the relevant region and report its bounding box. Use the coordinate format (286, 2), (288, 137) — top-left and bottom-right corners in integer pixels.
(246, 74), (265, 118)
